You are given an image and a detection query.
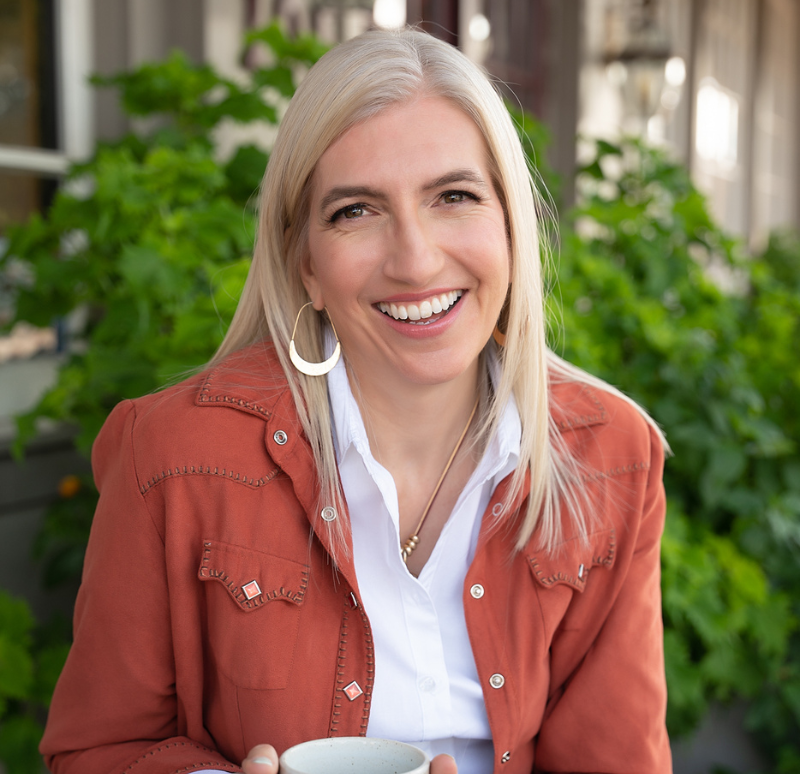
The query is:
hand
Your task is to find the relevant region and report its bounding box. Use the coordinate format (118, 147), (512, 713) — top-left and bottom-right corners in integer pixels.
(242, 744), (278, 774)
(431, 753), (458, 774)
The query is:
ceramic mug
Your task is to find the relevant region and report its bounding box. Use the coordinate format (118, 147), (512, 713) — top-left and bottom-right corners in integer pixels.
(279, 736), (430, 774)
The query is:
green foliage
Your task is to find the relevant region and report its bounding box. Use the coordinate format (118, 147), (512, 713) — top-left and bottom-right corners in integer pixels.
(3, 21), (326, 458)
(0, 23), (325, 773)
(0, 591), (69, 774)
(540, 135), (800, 770)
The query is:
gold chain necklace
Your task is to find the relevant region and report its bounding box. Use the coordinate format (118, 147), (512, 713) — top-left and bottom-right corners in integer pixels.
(400, 395), (480, 563)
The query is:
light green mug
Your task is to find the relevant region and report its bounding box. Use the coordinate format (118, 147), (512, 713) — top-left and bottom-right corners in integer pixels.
(279, 737), (431, 774)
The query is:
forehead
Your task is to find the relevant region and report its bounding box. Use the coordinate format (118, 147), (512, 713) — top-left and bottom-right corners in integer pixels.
(311, 96), (493, 192)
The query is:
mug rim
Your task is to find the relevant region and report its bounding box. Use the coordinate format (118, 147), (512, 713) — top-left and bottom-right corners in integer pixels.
(279, 736), (430, 774)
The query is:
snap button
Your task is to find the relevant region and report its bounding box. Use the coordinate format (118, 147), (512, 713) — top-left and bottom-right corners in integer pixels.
(491, 502), (503, 516)
(469, 584), (485, 599)
(273, 430), (288, 445)
(501, 751), (511, 763)
(242, 580), (261, 600)
(321, 506), (337, 522)
(489, 673), (505, 689)
(418, 676), (436, 693)
(343, 681), (363, 701)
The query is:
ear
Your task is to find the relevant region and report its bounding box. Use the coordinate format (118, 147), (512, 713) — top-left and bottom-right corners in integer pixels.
(288, 226), (326, 311)
(298, 251), (326, 311)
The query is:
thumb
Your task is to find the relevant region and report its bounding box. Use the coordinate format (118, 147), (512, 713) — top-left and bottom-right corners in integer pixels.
(242, 744), (279, 774)
(430, 753), (458, 774)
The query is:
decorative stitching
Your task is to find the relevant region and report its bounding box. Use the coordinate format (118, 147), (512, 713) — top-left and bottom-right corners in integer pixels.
(528, 528), (616, 588)
(122, 741), (240, 772)
(582, 461), (650, 484)
(198, 542), (309, 610)
(329, 598), (349, 736)
(355, 598), (374, 735)
(554, 388), (608, 430)
(529, 558), (588, 588)
(595, 530), (616, 568)
(139, 464), (282, 495)
(198, 377), (272, 417)
(329, 592), (374, 737)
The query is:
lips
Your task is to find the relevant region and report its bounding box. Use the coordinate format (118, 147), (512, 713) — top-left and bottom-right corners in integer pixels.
(377, 290), (463, 323)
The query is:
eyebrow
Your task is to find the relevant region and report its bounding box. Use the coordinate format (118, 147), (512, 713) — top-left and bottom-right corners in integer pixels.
(425, 169), (488, 190)
(319, 186), (382, 214)
(317, 168), (489, 213)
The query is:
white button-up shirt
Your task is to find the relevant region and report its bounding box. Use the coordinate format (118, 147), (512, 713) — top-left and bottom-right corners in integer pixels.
(327, 352), (521, 774)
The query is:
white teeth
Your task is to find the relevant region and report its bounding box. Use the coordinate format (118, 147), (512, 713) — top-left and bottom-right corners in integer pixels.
(378, 290), (463, 322)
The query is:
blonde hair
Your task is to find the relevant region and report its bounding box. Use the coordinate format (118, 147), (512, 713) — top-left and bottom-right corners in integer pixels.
(214, 27), (666, 554)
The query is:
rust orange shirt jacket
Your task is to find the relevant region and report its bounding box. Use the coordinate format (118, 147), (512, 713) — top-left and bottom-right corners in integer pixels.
(40, 344), (671, 774)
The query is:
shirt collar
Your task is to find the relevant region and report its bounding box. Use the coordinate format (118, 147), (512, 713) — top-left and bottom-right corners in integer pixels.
(326, 332), (521, 475)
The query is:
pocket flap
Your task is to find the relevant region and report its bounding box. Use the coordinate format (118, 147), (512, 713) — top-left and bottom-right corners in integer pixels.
(198, 539), (309, 611)
(527, 528), (616, 592)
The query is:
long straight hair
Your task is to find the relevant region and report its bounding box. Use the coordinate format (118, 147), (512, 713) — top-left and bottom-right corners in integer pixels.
(214, 28), (667, 555)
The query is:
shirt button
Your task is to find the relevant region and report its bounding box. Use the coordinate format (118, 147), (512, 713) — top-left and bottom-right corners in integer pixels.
(273, 430), (288, 445)
(418, 676), (436, 693)
(321, 506), (337, 522)
(489, 673), (505, 689)
(469, 584), (485, 599)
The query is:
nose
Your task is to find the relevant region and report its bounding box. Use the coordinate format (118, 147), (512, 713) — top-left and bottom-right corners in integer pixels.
(383, 209), (444, 287)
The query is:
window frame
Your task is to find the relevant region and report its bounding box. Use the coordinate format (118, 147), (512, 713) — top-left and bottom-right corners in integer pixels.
(0, 0), (94, 178)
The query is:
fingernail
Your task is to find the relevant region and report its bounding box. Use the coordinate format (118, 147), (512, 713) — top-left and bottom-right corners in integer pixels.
(251, 757), (275, 766)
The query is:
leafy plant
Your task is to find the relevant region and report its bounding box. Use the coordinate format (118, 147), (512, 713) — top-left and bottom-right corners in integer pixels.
(0, 23), (326, 773)
(5, 24), (327, 459)
(547, 136), (800, 770)
(0, 590), (69, 774)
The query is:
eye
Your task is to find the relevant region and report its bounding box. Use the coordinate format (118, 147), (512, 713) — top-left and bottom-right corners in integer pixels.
(441, 190), (477, 205)
(331, 203), (366, 222)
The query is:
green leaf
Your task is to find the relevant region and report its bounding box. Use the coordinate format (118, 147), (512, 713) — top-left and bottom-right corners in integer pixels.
(0, 715), (46, 774)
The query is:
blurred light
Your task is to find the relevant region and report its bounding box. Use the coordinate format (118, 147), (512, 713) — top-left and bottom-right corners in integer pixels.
(696, 79), (738, 167)
(661, 87), (680, 110)
(664, 56), (686, 87)
(647, 114), (665, 143)
(606, 61), (627, 86)
(373, 0), (406, 29)
(468, 14), (491, 42)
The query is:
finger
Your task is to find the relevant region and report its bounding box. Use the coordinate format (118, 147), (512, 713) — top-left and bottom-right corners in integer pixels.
(242, 743), (279, 774)
(430, 753), (458, 774)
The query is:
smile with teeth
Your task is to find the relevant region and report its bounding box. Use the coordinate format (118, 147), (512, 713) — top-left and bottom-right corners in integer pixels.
(377, 290), (463, 324)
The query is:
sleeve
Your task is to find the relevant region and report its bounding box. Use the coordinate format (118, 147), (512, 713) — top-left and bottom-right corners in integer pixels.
(39, 401), (242, 774)
(533, 423), (672, 774)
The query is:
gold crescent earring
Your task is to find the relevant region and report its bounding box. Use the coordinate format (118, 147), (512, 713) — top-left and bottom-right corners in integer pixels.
(289, 302), (341, 376)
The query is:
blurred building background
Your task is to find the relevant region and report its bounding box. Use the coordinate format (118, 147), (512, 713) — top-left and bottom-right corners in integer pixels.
(0, 2), (798, 772)
(1, 0), (798, 242)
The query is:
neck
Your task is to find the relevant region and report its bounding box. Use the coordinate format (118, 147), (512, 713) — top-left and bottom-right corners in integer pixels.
(346, 361), (482, 474)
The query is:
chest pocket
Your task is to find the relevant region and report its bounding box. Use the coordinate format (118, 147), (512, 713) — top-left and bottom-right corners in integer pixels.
(198, 539), (309, 690)
(527, 527), (616, 592)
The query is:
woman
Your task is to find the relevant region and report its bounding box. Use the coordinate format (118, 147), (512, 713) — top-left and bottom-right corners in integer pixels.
(41, 27), (671, 774)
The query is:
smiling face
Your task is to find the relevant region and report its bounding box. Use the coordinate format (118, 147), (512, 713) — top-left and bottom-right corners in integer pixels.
(301, 96), (510, 397)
